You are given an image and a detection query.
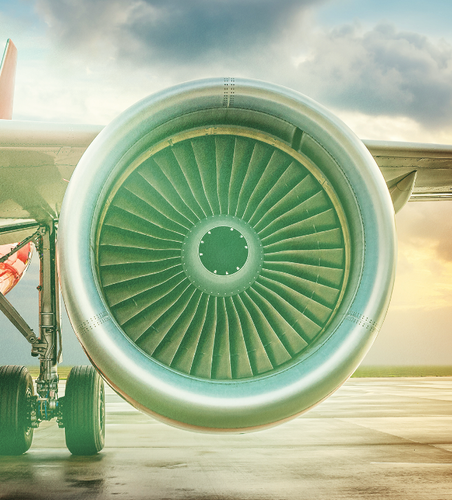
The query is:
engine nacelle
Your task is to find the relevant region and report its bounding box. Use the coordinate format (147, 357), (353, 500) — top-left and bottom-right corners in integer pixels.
(58, 78), (396, 431)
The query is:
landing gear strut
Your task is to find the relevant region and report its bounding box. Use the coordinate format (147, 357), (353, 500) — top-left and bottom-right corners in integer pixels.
(0, 222), (105, 455)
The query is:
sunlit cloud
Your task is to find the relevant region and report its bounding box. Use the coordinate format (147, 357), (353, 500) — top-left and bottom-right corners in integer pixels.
(337, 110), (452, 143)
(391, 237), (452, 311)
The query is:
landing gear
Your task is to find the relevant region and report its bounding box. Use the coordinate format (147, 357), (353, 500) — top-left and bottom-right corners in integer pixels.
(0, 223), (106, 455)
(0, 365), (34, 455)
(64, 366), (105, 455)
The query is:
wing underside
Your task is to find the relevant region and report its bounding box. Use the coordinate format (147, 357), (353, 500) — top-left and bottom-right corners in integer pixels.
(0, 123), (451, 243)
(0, 120), (101, 242)
(365, 140), (452, 201)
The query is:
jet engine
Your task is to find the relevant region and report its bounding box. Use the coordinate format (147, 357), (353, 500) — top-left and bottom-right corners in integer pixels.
(58, 78), (396, 432)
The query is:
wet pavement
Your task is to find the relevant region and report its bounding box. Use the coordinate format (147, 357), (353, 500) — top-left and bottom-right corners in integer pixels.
(1, 377), (452, 499)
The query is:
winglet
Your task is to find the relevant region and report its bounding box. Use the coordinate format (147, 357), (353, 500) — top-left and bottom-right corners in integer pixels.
(0, 39), (17, 120)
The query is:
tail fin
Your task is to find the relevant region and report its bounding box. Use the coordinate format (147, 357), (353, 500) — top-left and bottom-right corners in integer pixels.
(0, 39), (17, 120)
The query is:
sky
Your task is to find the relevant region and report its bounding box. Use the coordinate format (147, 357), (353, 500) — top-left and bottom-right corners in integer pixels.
(1, 0), (452, 367)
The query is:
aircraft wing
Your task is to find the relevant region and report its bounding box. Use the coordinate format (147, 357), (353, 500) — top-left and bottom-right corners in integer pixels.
(0, 120), (102, 243)
(365, 139), (452, 201)
(1, 122), (452, 244)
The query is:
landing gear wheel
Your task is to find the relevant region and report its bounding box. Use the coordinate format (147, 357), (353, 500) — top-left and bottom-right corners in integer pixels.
(0, 365), (34, 455)
(64, 365), (105, 455)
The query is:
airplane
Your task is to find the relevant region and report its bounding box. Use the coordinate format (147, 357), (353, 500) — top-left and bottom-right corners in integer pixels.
(1, 37), (452, 457)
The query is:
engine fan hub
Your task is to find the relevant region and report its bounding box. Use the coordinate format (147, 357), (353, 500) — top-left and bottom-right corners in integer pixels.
(200, 226), (248, 275)
(181, 214), (263, 297)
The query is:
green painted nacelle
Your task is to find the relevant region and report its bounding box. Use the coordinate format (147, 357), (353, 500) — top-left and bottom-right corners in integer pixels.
(58, 78), (396, 431)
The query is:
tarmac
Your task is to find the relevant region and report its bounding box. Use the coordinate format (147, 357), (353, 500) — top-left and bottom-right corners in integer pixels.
(1, 377), (452, 499)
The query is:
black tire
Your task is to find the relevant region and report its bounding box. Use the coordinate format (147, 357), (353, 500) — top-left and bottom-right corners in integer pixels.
(0, 365), (34, 455)
(64, 365), (105, 455)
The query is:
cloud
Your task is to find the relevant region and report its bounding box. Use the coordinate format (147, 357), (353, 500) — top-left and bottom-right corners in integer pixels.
(295, 23), (452, 128)
(32, 2), (452, 130)
(363, 306), (452, 365)
(384, 201), (452, 314)
(395, 201), (452, 262)
(34, 0), (319, 65)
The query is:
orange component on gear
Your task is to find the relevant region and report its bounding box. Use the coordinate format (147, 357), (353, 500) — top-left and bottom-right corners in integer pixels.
(0, 242), (33, 295)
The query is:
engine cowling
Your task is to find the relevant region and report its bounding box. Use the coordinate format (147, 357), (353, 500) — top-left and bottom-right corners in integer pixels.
(58, 78), (396, 431)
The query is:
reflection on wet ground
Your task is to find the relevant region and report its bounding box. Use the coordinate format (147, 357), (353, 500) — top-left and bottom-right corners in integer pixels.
(1, 378), (452, 499)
